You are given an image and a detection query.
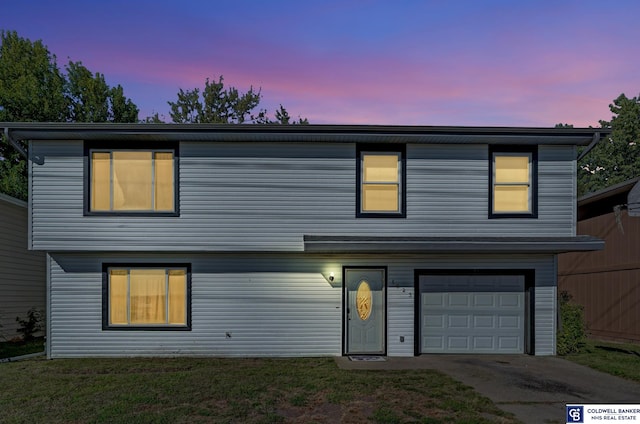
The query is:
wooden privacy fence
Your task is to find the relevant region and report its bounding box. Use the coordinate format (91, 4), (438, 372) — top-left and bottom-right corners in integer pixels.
(558, 179), (640, 343)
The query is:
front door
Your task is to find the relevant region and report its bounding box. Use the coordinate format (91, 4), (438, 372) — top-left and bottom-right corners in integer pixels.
(344, 268), (386, 355)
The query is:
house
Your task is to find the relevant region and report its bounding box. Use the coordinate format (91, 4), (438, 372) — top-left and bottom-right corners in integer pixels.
(558, 177), (640, 343)
(0, 192), (46, 341)
(2, 123), (606, 358)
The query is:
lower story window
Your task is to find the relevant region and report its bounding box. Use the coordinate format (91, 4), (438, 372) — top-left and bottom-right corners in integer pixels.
(103, 265), (191, 330)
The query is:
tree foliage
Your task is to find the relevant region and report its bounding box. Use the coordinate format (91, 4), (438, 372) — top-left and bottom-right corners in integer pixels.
(168, 76), (307, 124)
(65, 61), (138, 123)
(0, 30), (139, 199)
(578, 93), (640, 195)
(0, 30), (66, 122)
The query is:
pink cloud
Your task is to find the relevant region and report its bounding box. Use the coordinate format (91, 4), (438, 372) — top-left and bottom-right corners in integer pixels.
(24, 1), (637, 127)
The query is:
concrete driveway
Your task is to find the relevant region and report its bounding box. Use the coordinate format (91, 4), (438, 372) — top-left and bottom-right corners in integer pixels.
(336, 355), (640, 424)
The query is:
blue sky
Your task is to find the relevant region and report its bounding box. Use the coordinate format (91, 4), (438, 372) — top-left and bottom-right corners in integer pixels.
(1, 0), (639, 126)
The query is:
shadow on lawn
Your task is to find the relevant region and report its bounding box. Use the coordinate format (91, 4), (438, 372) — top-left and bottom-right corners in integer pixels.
(595, 344), (640, 358)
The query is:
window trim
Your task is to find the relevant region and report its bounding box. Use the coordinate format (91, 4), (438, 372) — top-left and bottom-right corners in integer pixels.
(489, 145), (538, 219)
(84, 141), (180, 216)
(101, 263), (192, 331)
(356, 144), (406, 218)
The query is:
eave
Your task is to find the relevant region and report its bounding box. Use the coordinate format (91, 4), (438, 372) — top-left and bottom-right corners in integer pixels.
(0, 122), (608, 146)
(303, 235), (604, 254)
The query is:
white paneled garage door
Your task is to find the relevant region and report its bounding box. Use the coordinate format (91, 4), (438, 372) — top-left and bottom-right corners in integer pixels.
(419, 274), (525, 354)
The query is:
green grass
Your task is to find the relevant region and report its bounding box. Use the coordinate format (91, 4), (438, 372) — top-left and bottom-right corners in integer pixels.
(563, 339), (640, 382)
(0, 337), (45, 359)
(0, 357), (518, 424)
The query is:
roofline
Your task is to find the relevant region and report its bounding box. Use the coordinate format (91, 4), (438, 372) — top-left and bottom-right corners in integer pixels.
(0, 122), (609, 145)
(578, 177), (640, 207)
(0, 192), (27, 208)
(303, 235), (604, 254)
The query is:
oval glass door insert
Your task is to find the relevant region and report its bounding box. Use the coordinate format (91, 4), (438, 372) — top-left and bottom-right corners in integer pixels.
(356, 280), (372, 320)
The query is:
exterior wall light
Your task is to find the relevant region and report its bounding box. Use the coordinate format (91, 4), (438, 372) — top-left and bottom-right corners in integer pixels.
(322, 271), (340, 287)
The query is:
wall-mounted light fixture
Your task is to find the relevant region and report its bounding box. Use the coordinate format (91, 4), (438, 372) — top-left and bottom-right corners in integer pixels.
(322, 271), (341, 287)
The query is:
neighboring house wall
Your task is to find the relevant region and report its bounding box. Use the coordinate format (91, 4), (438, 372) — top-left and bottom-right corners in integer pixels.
(48, 252), (557, 358)
(0, 193), (46, 341)
(559, 207), (640, 343)
(30, 141), (578, 251)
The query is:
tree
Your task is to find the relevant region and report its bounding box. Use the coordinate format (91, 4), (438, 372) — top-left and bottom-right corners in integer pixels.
(0, 30), (139, 200)
(169, 76), (261, 124)
(65, 61), (138, 123)
(578, 94), (640, 195)
(0, 30), (66, 199)
(273, 104), (309, 125)
(0, 30), (67, 123)
(168, 76), (307, 124)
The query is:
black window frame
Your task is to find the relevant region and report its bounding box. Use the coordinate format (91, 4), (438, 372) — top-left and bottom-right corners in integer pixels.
(101, 263), (192, 331)
(84, 141), (180, 217)
(356, 144), (407, 218)
(488, 145), (538, 219)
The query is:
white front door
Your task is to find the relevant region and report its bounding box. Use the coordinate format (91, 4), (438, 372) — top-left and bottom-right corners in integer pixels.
(345, 268), (385, 355)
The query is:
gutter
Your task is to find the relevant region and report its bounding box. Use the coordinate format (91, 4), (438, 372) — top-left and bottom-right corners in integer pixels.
(3, 127), (28, 159)
(576, 131), (604, 161)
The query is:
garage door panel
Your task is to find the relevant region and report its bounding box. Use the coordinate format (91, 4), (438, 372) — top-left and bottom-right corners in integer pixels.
(423, 293), (445, 307)
(500, 294), (521, 307)
(448, 315), (470, 328)
(499, 337), (521, 350)
(423, 315), (444, 328)
(474, 315), (495, 328)
(473, 336), (495, 349)
(419, 274), (525, 354)
(424, 336), (444, 350)
(448, 293), (470, 307)
(474, 294), (495, 307)
(499, 315), (520, 328)
(448, 337), (469, 350)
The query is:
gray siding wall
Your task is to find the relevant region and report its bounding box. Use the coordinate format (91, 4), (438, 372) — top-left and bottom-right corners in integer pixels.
(0, 193), (46, 340)
(31, 141), (577, 251)
(48, 252), (556, 358)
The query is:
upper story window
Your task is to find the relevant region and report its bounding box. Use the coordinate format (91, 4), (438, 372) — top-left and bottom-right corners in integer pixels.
(86, 142), (178, 215)
(103, 264), (191, 331)
(357, 145), (406, 218)
(489, 146), (537, 218)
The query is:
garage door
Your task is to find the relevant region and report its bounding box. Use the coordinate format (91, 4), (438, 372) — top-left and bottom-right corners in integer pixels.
(419, 274), (525, 354)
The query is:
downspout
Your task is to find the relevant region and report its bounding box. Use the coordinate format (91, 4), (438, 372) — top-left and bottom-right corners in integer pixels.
(576, 131), (603, 162)
(3, 127), (28, 159)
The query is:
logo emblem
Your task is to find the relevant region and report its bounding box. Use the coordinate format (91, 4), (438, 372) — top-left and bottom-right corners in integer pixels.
(566, 405), (583, 423)
(356, 281), (372, 320)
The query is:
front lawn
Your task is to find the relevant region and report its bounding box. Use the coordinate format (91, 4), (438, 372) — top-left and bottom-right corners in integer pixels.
(0, 357), (518, 424)
(564, 339), (640, 382)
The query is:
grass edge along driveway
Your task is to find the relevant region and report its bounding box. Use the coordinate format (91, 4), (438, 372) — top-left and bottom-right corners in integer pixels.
(563, 339), (640, 383)
(0, 356), (518, 424)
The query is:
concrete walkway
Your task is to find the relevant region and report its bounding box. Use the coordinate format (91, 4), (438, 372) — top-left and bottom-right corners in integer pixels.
(336, 355), (640, 424)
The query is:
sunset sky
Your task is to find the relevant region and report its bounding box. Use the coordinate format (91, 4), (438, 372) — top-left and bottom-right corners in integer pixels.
(1, 0), (639, 126)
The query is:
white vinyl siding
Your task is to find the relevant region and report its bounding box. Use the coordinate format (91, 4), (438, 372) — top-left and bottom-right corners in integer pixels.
(30, 142), (577, 252)
(48, 252), (557, 358)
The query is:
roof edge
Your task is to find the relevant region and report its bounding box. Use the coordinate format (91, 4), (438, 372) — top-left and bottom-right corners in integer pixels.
(578, 177), (640, 206)
(1, 122), (609, 145)
(303, 235), (604, 254)
(0, 192), (27, 208)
